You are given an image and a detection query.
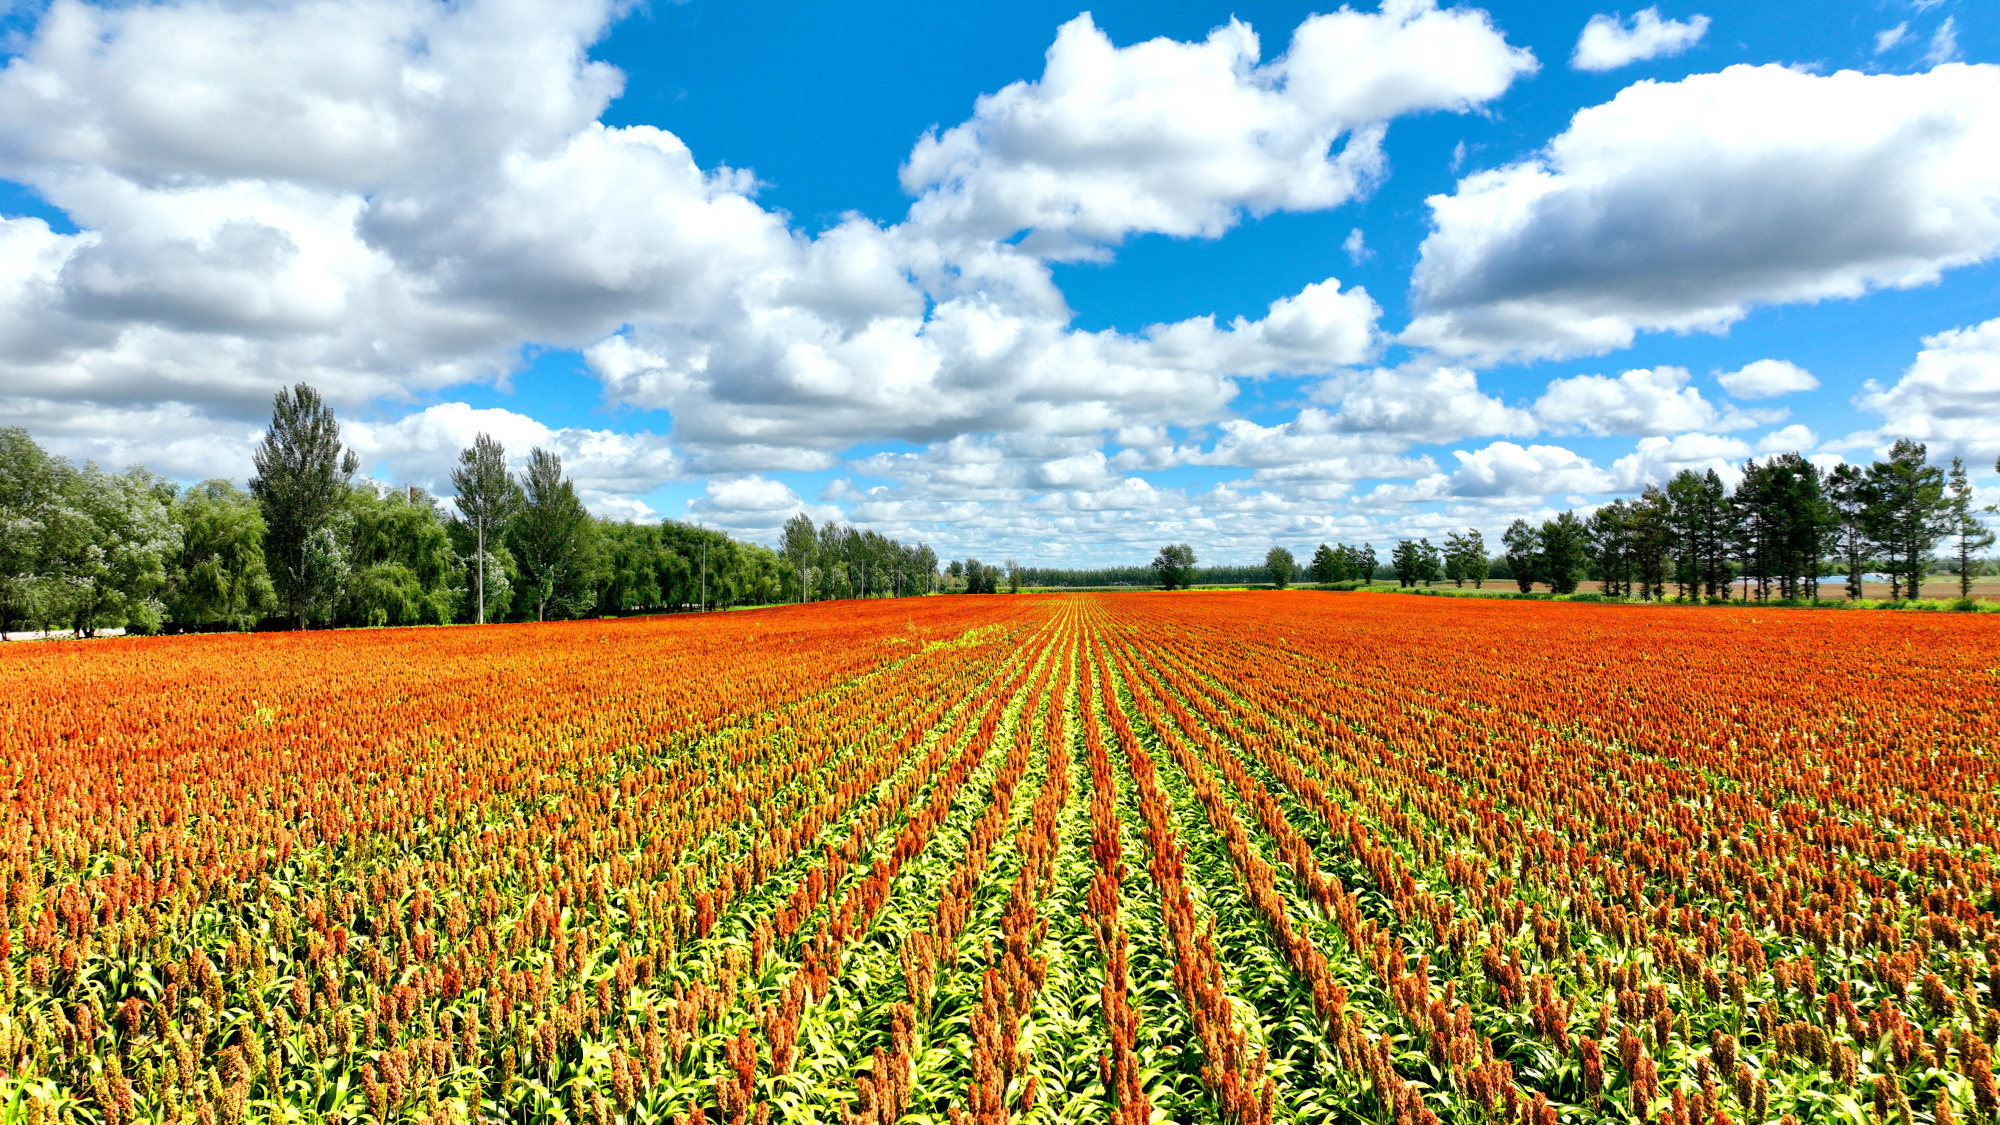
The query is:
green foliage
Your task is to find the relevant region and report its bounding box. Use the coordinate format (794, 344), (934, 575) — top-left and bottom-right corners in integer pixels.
(1151, 543), (1197, 590)
(1947, 456), (1993, 601)
(1264, 546), (1295, 589)
(250, 383), (359, 628)
(164, 479), (274, 629)
(0, 432), (179, 636)
(338, 485), (464, 627)
(1538, 510), (1588, 595)
(451, 432), (519, 624)
(1502, 519), (1539, 594)
(508, 447), (597, 621)
(1443, 529), (1487, 588)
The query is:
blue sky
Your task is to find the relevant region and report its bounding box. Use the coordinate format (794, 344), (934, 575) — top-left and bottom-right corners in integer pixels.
(0, 0), (1995, 564)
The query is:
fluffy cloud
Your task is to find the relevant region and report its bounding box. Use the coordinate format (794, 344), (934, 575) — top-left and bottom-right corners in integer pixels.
(588, 272), (1382, 469)
(1534, 365), (1778, 435)
(1446, 441), (1613, 498)
(1310, 364), (1535, 444)
(1572, 9), (1710, 72)
(341, 403), (680, 517)
(901, 3), (1533, 257)
(1608, 432), (1748, 489)
(1406, 63), (2000, 361)
(1855, 316), (2000, 460)
(1754, 423), (1818, 454)
(1717, 359), (1818, 399)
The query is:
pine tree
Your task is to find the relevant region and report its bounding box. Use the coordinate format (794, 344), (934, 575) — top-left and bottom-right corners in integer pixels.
(1948, 457), (1995, 600)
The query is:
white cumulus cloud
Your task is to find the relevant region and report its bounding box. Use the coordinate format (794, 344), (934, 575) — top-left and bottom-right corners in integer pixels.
(1405, 63), (2000, 362)
(1534, 366), (1777, 436)
(901, 3), (1533, 258)
(1572, 9), (1710, 72)
(1855, 316), (2000, 461)
(1717, 358), (1818, 399)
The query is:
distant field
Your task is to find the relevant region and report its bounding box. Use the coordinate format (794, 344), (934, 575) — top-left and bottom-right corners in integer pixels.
(4, 593), (1997, 1124)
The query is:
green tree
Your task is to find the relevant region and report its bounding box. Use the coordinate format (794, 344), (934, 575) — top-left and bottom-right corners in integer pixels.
(31, 463), (180, 636)
(1443, 529), (1487, 588)
(1265, 545), (1296, 588)
(1630, 485), (1672, 601)
(340, 485), (464, 627)
(1005, 557), (1021, 593)
(1309, 543), (1340, 585)
(1947, 457), (1995, 600)
(508, 447), (596, 620)
(451, 433), (518, 625)
(1416, 538), (1442, 586)
(250, 383), (358, 629)
(165, 480), (274, 629)
(1826, 463), (1871, 601)
(1586, 501), (1634, 596)
(781, 512), (817, 601)
(1353, 543), (1378, 583)
(0, 428), (63, 637)
(1391, 540), (1419, 587)
(1539, 511), (1588, 595)
(1860, 440), (1949, 601)
(1666, 468), (1733, 600)
(1502, 519), (1540, 593)
(1151, 543), (1197, 590)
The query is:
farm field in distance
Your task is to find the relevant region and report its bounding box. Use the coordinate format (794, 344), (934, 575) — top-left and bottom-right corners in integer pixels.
(3, 593), (1997, 1125)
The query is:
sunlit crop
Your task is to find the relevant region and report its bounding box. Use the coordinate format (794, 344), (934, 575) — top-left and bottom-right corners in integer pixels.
(3, 593), (1996, 1125)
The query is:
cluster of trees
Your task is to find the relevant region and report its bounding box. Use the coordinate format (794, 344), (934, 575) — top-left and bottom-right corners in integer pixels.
(1, 383), (911, 636)
(1307, 542), (1382, 585)
(777, 513), (939, 601)
(1380, 530), (1491, 588)
(1501, 442), (1992, 601)
(940, 557), (1017, 594)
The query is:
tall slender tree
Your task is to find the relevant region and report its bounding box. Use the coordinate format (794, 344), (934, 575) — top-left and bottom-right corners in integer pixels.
(1503, 519), (1540, 593)
(1861, 440), (1949, 601)
(508, 447), (594, 621)
(1826, 463), (1871, 600)
(1947, 456), (1995, 599)
(250, 383), (358, 629)
(1666, 468), (1733, 600)
(451, 432), (518, 625)
(1587, 501), (1634, 596)
(781, 512), (817, 602)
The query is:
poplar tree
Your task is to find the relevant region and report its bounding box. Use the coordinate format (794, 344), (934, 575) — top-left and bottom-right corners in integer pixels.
(250, 383), (357, 629)
(509, 447), (593, 621)
(451, 432), (517, 624)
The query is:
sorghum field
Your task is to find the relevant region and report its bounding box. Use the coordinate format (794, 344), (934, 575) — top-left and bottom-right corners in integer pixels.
(3, 593), (1998, 1125)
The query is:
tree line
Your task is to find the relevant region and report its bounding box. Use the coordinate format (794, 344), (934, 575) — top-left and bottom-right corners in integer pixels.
(776, 512), (940, 601)
(0, 383), (935, 637)
(1486, 441), (1993, 601)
